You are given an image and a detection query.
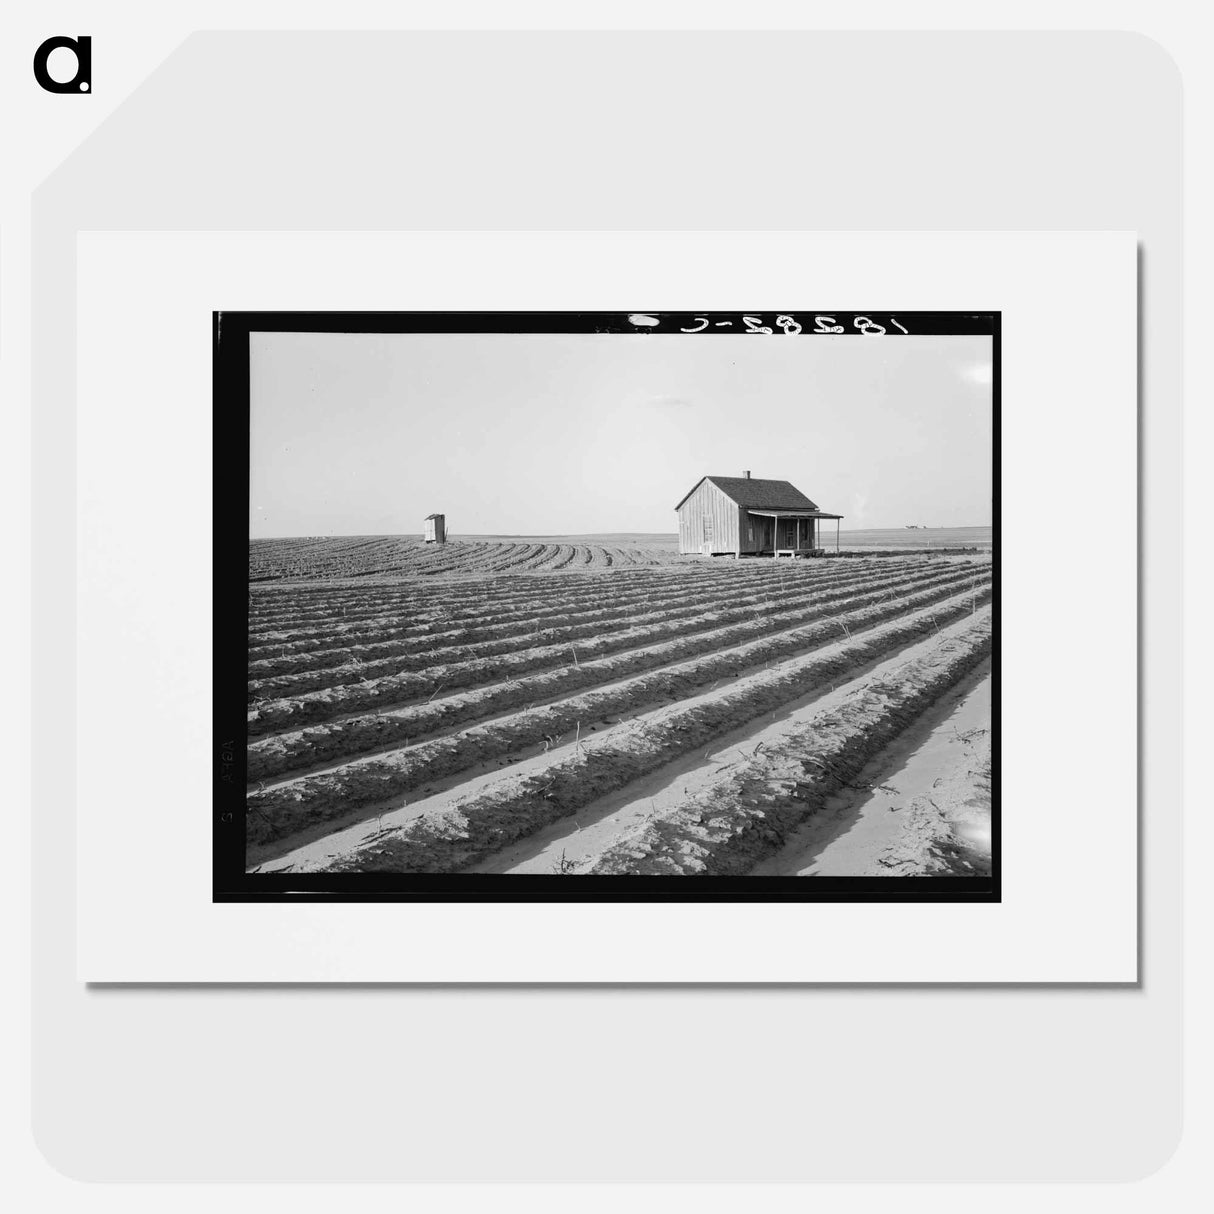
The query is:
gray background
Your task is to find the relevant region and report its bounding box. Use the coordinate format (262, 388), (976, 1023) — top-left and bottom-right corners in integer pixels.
(32, 32), (1180, 1180)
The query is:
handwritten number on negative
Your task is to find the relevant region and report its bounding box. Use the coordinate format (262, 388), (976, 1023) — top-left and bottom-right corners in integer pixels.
(677, 314), (911, 335)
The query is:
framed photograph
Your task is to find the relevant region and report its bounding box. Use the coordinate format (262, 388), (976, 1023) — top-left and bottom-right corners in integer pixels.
(215, 309), (998, 903)
(75, 229), (1134, 982)
(39, 21), (1174, 1183)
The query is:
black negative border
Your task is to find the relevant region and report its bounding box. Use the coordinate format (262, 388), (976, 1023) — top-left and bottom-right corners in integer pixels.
(214, 311), (1000, 903)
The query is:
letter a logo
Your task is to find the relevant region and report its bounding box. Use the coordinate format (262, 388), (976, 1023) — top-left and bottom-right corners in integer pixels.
(33, 36), (92, 93)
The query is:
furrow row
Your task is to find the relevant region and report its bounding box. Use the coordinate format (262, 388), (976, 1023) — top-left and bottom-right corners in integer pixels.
(247, 568), (985, 775)
(245, 582), (989, 850)
(247, 556), (817, 635)
(247, 562), (960, 691)
(247, 565), (982, 744)
(299, 597), (992, 872)
(248, 556), (956, 656)
(586, 615), (994, 875)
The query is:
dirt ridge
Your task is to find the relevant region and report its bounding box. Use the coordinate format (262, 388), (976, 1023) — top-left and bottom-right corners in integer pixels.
(247, 561), (958, 695)
(247, 563), (982, 741)
(587, 616), (993, 876)
(293, 593), (991, 871)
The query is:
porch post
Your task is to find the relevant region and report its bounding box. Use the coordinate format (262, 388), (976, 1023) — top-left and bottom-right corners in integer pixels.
(836, 519), (840, 551)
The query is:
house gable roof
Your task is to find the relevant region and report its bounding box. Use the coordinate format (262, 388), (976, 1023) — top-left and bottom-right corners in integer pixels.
(674, 476), (820, 512)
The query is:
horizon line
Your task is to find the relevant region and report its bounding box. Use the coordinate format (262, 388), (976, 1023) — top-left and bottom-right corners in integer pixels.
(250, 524), (994, 541)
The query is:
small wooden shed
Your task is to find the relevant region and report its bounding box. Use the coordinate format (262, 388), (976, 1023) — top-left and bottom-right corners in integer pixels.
(675, 472), (843, 557)
(424, 513), (447, 544)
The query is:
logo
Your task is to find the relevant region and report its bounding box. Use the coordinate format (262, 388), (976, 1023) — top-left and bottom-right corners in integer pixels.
(33, 35), (91, 93)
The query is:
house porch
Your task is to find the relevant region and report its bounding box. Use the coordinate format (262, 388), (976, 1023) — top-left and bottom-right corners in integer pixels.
(744, 508), (845, 557)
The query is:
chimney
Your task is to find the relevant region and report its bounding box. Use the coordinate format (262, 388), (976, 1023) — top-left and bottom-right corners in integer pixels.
(743, 470), (751, 479)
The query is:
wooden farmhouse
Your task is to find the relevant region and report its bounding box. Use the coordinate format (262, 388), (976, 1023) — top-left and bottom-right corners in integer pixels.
(423, 513), (447, 544)
(675, 472), (843, 557)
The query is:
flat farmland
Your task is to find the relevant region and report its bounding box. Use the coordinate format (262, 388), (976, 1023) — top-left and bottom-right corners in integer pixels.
(249, 534), (689, 581)
(246, 539), (994, 877)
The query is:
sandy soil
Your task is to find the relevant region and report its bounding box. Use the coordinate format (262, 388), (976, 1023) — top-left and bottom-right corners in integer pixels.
(246, 562), (975, 779)
(476, 630), (990, 875)
(244, 550), (995, 876)
(265, 596), (989, 874)
(582, 613), (992, 876)
(243, 571), (988, 854)
(751, 662), (991, 876)
(249, 529), (993, 582)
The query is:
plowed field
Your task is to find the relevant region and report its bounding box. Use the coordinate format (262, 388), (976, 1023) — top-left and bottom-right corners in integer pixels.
(249, 536), (689, 581)
(246, 539), (994, 876)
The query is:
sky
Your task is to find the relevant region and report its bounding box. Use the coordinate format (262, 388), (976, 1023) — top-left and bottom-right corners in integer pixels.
(248, 330), (993, 537)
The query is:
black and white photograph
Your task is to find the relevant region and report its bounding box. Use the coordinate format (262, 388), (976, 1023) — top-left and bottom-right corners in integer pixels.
(215, 311), (998, 901)
(21, 5), (1193, 1196)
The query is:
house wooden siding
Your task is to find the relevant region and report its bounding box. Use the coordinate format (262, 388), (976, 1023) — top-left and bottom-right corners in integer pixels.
(676, 475), (839, 556)
(677, 478), (743, 556)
